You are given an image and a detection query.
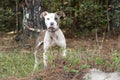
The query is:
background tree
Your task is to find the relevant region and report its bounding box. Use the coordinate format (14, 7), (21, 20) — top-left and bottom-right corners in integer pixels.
(108, 0), (120, 30)
(0, 0), (120, 37)
(19, 0), (43, 47)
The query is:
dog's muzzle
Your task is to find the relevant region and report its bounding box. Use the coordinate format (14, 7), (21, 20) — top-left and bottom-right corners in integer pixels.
(47, 27), (59, 32)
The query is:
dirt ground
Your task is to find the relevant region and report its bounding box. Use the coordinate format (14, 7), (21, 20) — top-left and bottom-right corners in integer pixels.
(0, 31), (120, 80)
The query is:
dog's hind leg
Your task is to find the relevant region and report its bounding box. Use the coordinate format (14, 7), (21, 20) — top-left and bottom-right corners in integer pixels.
(33, 41), (43, 72)
(62, 47), (66, 57)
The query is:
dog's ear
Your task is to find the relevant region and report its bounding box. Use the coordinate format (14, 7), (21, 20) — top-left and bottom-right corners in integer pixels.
(40, 11), (48, 18)
(56, 11), (66, 19)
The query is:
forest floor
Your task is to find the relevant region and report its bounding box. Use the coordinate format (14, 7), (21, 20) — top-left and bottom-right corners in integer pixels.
(0, 31), (120, 80)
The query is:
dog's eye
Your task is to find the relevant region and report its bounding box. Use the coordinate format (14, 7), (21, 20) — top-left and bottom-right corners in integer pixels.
(55, 17), (58, 20)
(47, 18), (49, 20)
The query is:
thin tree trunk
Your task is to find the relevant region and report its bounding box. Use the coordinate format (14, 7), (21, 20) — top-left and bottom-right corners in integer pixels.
(16, 0), (43, 47)
(24, 0), (42, 37)
(16, 0), (19, 33)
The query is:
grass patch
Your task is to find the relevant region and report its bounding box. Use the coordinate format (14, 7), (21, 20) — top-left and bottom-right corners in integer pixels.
(0, 50), (41, 78)
(0, 45), (120, 79)
(47, 46), (120, 71)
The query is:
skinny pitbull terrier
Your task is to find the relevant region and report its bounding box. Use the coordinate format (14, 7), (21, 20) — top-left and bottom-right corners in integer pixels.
(33, 11), (66, 71)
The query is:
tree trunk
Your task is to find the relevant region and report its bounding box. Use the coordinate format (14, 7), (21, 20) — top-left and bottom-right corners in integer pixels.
(108, 0), (120, 29)
(16, 0), (19, 33)
(17, 0), (43, 47)
(24, 0), (43, 36)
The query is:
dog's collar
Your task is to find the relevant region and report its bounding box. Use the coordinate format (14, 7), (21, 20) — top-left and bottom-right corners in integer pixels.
(47, 28), (59, 32)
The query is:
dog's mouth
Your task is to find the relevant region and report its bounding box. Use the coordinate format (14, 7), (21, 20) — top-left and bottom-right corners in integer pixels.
(48, 27), (55, 29)
(48, 27), (58, 32)
(48, 27), (55, 31)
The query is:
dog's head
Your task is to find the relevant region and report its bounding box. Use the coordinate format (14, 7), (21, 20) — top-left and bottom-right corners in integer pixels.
(40, 11), (65, 31)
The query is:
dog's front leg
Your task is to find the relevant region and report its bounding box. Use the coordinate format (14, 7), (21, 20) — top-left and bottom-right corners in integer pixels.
(43, 32), (52, 67)
(62, 47), (66, 57)
(56, 40), (66, 57)
(56, 30), (67, 57)
(43, 42), (51, 67)
(60, 42), (66, 57)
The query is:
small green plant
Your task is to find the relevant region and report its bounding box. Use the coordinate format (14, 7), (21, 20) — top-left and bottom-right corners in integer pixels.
(112, 50), (120, 69)
(66, 49), (81, 66)
(0, 51), (41, 78)
(95, 57), (105, 65)
(64, 66), (78, 74)
(81, 64), (90, 69)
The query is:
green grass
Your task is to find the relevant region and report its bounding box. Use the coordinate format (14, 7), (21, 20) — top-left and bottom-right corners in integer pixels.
(63, 47), (120, 71)
(0, 50), (41, 78)
(0, 46), (120, 79)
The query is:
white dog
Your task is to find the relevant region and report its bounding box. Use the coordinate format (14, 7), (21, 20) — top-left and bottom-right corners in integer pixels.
(33, 11), (66, 71)
(83, 68), (120, 80)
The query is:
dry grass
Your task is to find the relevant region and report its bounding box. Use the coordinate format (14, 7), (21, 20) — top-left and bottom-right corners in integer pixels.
(0, 32), (120, 80)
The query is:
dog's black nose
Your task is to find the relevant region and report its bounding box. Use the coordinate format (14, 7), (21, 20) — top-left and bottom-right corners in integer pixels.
(50, 22), (54, 26)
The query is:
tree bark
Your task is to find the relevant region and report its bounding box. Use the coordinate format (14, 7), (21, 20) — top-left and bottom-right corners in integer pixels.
(24, 0), (43, 36)
(17, 0), (43, 47)
(108, 0), (120, 29)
